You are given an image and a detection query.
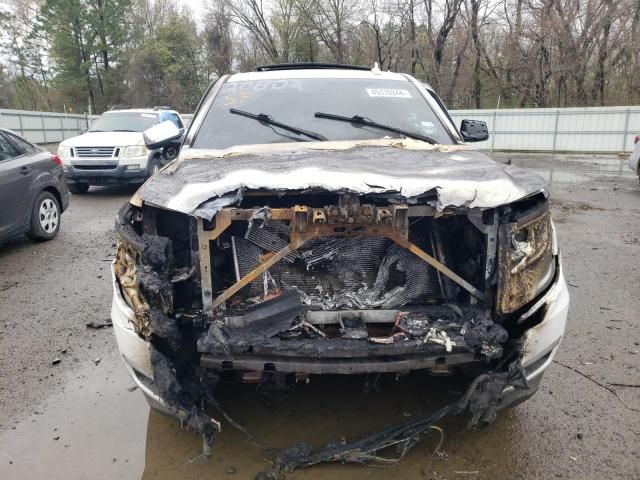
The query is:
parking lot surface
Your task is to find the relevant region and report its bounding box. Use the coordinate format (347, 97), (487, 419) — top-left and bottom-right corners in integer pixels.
(0, 154), (638, 479)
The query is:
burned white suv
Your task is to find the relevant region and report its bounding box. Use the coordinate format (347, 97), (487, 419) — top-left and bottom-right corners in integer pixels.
(111, 64), (569, 470)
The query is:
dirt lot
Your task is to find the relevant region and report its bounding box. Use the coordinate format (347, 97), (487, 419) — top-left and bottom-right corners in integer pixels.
(0, 153), (639, 479)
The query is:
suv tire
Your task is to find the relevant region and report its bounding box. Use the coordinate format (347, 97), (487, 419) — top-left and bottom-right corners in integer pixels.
(68, 183), (90, 194)
(147, 157), (161, 179)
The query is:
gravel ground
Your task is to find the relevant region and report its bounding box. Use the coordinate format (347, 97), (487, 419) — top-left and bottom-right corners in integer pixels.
(0, 153), (638, 479)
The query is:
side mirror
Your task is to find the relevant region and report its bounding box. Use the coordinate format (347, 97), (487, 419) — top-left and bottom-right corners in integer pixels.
(460, 119), (489, 142)
(143, 121), (184, 150)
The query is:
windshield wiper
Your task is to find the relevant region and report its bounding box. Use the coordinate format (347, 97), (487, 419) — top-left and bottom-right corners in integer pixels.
(113, 129), (137, 132)
(230, 108), (327, 142)
(314, 112), (437, 144)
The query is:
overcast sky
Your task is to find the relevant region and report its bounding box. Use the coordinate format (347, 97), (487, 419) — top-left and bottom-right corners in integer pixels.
(179, 0), (206, 22)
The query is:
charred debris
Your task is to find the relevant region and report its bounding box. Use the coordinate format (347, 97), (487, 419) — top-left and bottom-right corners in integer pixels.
(114, 186), (553, 470)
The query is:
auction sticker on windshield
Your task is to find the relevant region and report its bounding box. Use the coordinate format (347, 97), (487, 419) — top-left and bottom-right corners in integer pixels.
(366, 88), (412, 98)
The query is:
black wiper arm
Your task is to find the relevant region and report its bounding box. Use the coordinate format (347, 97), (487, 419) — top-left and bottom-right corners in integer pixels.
(314, 112), (437, 145)
(230, 108), (327, 142)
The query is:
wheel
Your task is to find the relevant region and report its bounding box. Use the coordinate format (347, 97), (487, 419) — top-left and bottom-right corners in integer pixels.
(162, 145), (178, 162)
(28, 191), (61, 241)
(147, 157), (161, 179)
(67, 183), (89, 194)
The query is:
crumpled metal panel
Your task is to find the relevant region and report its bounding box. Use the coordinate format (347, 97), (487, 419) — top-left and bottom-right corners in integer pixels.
(135, 143), (546, 218)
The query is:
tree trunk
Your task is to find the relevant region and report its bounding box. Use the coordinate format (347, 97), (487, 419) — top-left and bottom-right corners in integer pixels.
(470, 0), (482, 108)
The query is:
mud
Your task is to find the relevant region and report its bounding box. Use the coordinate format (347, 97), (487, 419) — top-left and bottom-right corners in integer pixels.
(1, 154), (640, 479)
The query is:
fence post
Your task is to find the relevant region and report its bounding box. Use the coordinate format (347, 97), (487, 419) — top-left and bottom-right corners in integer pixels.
(18, 112), (24, 137)
(490, 95), (501, 152)
(551, 109), (560, 153)
(41, 114), (47, 144)
(622, 107), (631, 152)
(59, 116), (64, 142)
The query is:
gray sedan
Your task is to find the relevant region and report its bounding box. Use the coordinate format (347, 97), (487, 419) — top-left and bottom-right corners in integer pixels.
(0, 128), (70, 242)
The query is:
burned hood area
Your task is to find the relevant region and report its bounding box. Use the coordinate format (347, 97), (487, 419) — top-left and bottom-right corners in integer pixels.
(114, 143), (555, 474)
(135, 143), (546, 217)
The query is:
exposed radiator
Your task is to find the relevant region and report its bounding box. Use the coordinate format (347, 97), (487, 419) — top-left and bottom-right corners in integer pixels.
(230, 220), (442, 309)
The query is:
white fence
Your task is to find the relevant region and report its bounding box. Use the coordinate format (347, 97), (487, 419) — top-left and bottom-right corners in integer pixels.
(449, 106), (640, 153)
(0, 106), (638, 152)
(0, 109), (95, 144)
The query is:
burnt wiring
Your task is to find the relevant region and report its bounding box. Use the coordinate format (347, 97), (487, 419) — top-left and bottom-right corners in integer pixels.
(207, 360), (527, 476)
(210, 399), (280, 456)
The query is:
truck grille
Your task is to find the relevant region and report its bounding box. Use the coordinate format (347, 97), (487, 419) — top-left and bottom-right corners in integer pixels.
(74, 147), (118, 158)
(74, 164), (118, 170)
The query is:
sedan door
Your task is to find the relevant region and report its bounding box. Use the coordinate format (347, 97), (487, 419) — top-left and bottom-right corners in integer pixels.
(0, 132), (38, 237)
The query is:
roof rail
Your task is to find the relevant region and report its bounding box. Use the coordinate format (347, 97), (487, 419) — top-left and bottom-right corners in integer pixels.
(256, 62), (371, 72)
(152, 105), (173, 110)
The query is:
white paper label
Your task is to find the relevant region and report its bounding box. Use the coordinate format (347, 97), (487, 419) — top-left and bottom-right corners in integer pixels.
(366, 88), (412, 98)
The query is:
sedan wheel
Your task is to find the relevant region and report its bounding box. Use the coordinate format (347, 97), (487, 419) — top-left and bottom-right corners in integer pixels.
(39, 198), (59, 234)
(28, 191), (61, 241)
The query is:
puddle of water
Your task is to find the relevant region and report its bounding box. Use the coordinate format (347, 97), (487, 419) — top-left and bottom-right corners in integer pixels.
(494, 153), (637, 187)
(0, 352), (147, 480)
(1, 350), (631, 480)
(141, 374), (542, 480)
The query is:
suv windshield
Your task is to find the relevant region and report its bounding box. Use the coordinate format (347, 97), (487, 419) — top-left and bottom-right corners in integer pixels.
(193, 78), (453, 148)
(89, 112), (158, 132)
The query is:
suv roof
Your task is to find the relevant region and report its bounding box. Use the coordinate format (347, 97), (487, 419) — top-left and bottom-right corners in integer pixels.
(256, 63), (371, 72)
(104, 108), (179, 115)
(228, 67), (413, 84)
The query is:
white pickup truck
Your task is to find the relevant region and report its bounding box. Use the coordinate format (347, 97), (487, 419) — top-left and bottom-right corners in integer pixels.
(57, 108), (185, 193)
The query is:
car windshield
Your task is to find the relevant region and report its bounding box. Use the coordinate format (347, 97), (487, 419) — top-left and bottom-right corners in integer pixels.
(193, 77), (453, 149)
(89, 112), (158, 132)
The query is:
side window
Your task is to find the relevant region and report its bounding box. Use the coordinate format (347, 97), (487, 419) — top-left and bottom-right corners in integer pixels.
(0, 134), (17, 161)
(169, 113), (184, 129)
(4, 132), (35, 156)
(157, 111), (169, 123)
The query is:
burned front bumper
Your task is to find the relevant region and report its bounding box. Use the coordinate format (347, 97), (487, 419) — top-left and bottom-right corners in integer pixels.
(499, 260), (569, 407)
(110, 256), (569, 409)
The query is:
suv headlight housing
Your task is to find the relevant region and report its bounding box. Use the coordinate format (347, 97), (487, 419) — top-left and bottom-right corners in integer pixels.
(496, 201), (555, 314)
(58, 146), (71, 159)
(124, 145), (148, 158)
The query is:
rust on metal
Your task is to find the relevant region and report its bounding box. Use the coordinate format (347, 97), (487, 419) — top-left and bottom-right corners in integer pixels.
(391, 235), (484, 299)
(210, 239), (305, 310)
(198, 201), (484, 314)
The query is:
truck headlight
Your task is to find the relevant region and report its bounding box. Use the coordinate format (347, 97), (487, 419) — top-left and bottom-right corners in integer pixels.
(496, 202), (555, 314)
(58, 146), (71, 159)
(124, 145), (148, 158)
